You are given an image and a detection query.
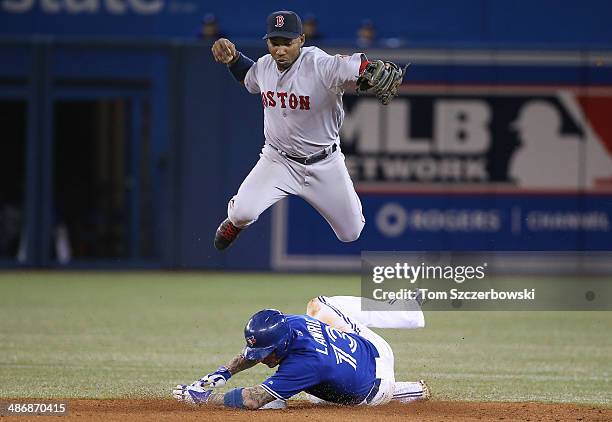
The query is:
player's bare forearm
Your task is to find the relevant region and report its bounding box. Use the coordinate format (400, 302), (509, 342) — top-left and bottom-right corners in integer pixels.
(206, 385), (276, 410)
(242, 385), (276, 409)
(226, 353), (258, 375)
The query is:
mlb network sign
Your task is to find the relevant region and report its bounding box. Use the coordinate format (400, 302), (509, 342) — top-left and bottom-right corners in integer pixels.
(1, 0), (165, 14)
(340, 88), (612, 189)
(272, 78), (612, 270)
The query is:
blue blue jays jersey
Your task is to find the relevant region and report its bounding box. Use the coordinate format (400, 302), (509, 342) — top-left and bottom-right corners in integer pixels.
(260, 315), (379, 405)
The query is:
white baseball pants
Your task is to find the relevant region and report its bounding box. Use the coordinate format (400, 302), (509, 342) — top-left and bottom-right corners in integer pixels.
(227, 143), (365, 242)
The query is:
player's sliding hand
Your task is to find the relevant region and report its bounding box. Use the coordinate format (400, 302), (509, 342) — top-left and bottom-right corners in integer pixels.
(172, 384), (212, 405)
(212, 38), (238, 65)
(192, 366), (232, 388)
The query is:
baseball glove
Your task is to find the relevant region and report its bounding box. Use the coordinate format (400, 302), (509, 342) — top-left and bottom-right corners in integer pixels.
(356, 60), (409, 105)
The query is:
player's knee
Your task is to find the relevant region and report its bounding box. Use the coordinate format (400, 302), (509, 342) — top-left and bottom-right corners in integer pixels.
(337, 231), (360, 242)
(306, 297), (321, 317)
(227, 203), (258, 228)
(336, 222), (364, 242)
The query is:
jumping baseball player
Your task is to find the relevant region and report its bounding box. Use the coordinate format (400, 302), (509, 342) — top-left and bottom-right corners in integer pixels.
(211, 10), (406, 250)
(173, 295), (429, 409)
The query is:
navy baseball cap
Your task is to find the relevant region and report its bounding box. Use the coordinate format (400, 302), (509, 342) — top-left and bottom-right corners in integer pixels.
(263, 10), (303, 40)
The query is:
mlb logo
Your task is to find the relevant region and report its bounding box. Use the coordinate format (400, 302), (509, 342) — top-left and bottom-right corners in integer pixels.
(246, 335), (257, 346)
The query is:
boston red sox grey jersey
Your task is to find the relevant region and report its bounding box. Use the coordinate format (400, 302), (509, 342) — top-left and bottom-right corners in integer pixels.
(226, 46), (366, 242)
(244, 46), (363, 157)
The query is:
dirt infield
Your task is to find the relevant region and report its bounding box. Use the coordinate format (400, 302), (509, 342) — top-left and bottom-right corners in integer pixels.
(7, 399), (611, 421)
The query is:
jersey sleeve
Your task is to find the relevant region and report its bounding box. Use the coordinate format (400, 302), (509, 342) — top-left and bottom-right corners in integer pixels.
(259, 358), (321, 401)
(316, 52), (364, 93)
(243, 59), (260, 94)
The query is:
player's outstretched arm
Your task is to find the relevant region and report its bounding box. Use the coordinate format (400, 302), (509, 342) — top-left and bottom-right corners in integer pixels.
(207, 385), (276, 409)
(173, 353), (276, 409)
(173, 384), (276, 410)
(211, 38), (255, 84)
(191, 353), (258, 389)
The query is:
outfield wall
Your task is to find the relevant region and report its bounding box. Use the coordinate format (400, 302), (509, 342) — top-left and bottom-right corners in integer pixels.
(0, 41), (611, 270)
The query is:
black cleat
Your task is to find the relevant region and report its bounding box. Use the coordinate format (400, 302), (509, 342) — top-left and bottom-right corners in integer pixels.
(214, 218), (242, 250)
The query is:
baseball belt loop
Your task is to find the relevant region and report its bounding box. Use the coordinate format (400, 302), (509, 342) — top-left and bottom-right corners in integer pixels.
(327, 143), (337, 157)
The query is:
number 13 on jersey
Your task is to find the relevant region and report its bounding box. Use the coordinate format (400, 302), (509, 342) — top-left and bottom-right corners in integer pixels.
(326, 326), (358, 370)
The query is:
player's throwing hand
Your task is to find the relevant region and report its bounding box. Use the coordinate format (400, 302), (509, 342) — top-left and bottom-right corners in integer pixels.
(211, 38), (238, 65)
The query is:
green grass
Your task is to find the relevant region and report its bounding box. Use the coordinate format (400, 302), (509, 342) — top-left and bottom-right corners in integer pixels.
(0, 272), (610, 406)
